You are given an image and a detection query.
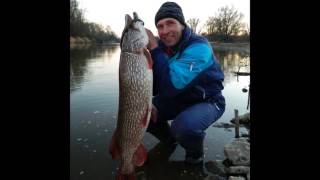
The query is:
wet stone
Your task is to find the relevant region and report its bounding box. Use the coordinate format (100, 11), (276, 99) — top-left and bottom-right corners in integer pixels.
(205, 160), (226, 176)
(224, 138), (250, 166)
(230, 113), (250, 124)
(224, 166), (250, 175)
(205, 175), (227, 180)
(228, 176), (245, 180)
(213, 122), (236, 128)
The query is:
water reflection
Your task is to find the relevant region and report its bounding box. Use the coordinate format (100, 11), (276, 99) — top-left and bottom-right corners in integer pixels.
(214, 50), (250, 84)
(70, 44), (250, 180)
(70, 46), (250, 93)
(70, 45), (118, 93)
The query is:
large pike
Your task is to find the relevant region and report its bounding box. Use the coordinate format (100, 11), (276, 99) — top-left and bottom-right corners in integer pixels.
(109, 12), (153, 180)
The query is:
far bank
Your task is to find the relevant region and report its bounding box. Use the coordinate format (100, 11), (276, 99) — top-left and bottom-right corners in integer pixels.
(211, 42), (250, 53)
(70, 36), (249, 53)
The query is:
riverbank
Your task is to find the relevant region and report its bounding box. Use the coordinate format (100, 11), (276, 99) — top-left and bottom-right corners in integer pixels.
(70, 36), (119, 47)
(207, 112), (250, 180)
(70, 37), (120, 50)
(70, 36), (93, 44)
(210, 42), (250, 53)
(70, 37), (249, 53)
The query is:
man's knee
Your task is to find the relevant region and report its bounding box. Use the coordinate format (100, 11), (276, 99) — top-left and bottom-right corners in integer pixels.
(171, 119), (203, 142)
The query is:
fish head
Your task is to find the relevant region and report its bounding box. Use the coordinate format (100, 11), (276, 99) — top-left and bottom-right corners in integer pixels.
(120, 12), (149, 51)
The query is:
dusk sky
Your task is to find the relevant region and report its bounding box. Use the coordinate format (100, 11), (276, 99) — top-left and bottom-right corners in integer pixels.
(77, 0), (250, 37)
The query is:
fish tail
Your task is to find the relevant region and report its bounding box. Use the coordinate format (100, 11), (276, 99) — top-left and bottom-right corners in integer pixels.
(116, 168), (136, 180)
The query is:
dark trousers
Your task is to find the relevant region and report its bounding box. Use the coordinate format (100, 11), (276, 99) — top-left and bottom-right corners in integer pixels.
(147, 96), (225, 158)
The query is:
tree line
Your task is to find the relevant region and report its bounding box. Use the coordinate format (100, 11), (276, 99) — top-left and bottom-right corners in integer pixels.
(187, 6), (249, 42)
(70, 0), (119, 43)
(71, 1), (248, 44)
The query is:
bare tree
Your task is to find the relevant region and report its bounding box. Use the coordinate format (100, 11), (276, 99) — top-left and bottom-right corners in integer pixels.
(205, 6), (245, 41)
(197, 24), (205, 35)
(187, 18), (200, 34)
(205, 17), (216, 35)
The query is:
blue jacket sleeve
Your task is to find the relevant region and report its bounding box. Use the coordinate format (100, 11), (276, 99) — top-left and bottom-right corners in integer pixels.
(150, 43), (214, 98)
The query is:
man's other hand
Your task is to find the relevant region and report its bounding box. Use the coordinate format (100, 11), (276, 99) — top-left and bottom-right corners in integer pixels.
(145, 28), (158, 50)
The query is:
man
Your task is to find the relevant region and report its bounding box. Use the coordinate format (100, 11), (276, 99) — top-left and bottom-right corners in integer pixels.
(145, 1), (225, 164)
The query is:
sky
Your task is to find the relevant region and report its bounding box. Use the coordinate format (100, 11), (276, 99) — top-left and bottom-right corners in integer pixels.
(78, 0), (250, 38)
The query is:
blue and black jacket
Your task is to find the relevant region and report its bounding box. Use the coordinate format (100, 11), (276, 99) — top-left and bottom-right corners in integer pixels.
(150, 26), (225, 108)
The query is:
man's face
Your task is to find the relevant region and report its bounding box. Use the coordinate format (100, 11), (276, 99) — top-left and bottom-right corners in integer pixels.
(156, 18), (185, 47)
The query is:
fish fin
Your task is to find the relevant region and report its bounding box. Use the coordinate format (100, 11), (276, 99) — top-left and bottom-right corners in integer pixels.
(132, 144), (147, 166)
(142, 106), (151, 128)
(116, 169), (136, 180)
(109, 132), (121, 160)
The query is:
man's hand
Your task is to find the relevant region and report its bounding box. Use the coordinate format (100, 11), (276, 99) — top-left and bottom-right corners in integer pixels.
(145, 28), (158, 50)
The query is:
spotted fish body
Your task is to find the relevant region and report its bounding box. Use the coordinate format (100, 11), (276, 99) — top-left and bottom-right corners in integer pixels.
(109, 12), (153, 179)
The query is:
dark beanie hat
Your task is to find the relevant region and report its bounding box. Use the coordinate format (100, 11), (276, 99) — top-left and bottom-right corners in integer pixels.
(155, 2), (186, 26)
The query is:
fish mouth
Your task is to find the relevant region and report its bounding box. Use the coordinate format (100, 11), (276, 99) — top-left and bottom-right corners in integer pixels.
(133, 12), (139, 20)
(133, 12), (144, 25)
